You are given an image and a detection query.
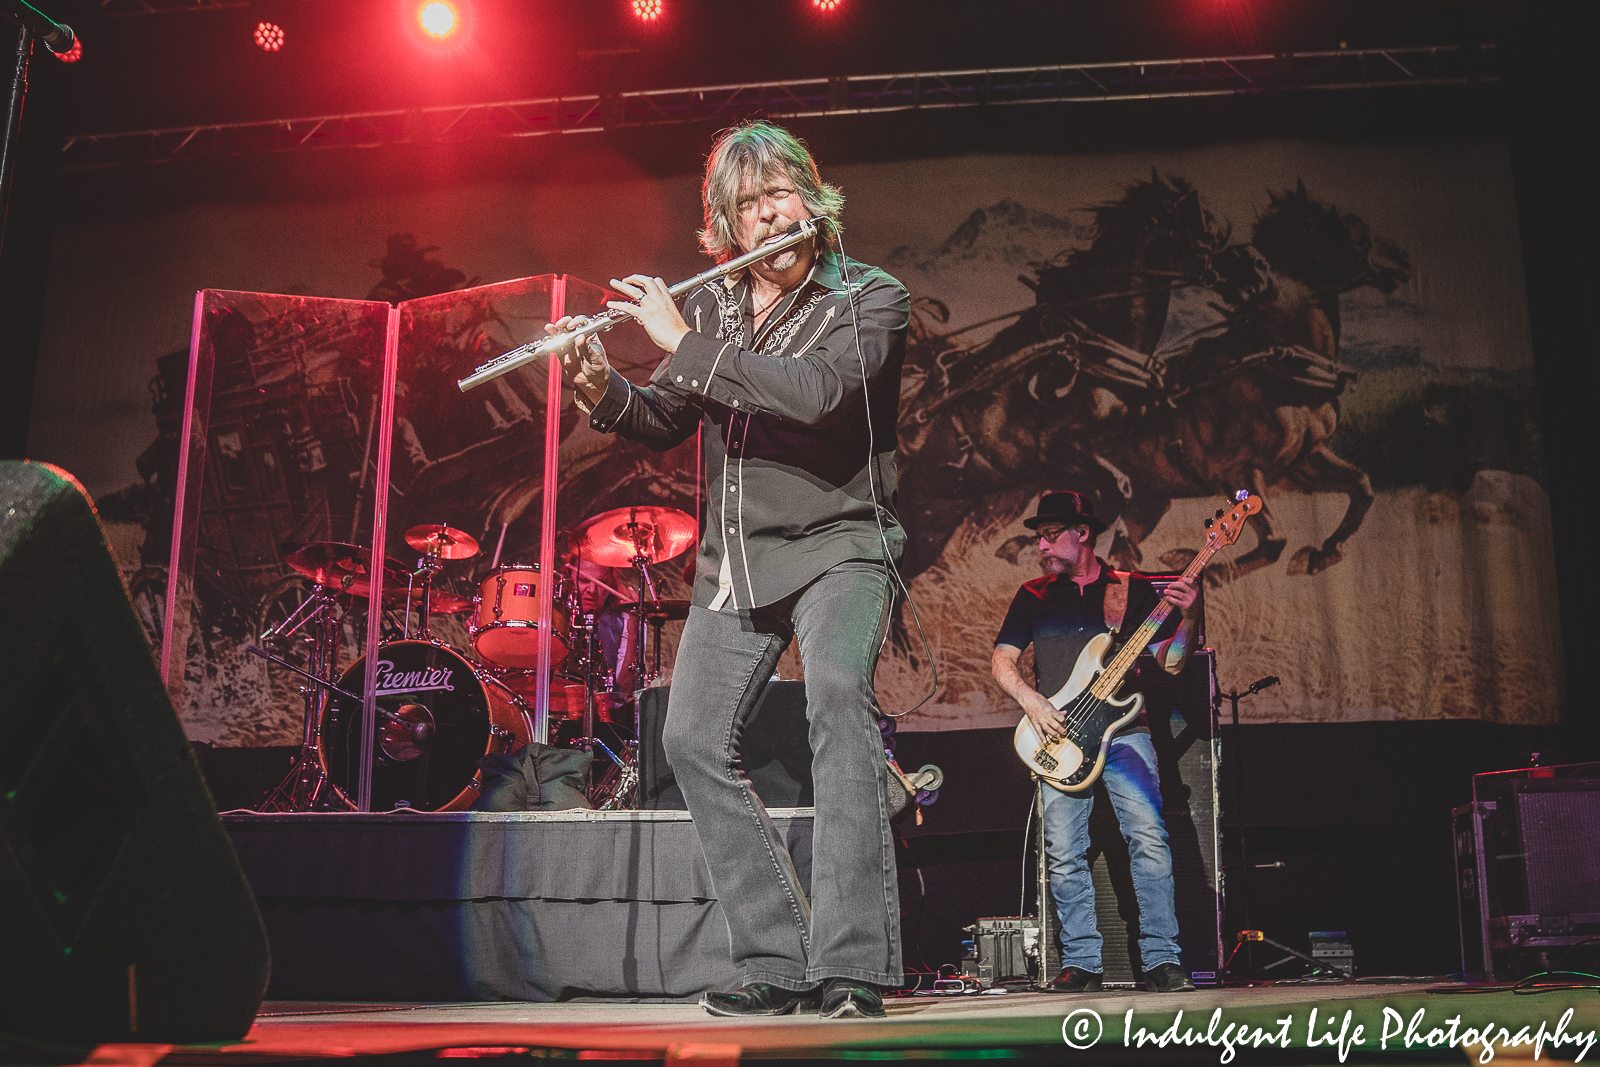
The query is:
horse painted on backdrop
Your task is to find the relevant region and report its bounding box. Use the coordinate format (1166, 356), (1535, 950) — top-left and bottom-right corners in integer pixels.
(1097, 181), (1411, 578)
(897, 173), (1240, 588)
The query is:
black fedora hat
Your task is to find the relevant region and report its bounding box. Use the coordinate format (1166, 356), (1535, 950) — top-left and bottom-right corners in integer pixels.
(1023, 491), (1107, 536)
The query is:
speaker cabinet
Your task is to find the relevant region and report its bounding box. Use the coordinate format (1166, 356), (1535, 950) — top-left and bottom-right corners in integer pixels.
(1455, 764), (1600, 981)
(0, 461), (270, 1046)
(637, 681), (814, 809)
(1035, 651), (1222, 985)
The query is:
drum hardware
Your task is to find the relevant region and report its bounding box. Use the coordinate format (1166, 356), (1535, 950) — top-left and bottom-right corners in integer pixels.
(589, 738), (640, 811)
(574, 504), (696, 690)
(379, 703), (436, 762)
(286, 541), (408, 599)
(623, 598), (690, 681)
(565, 504), (699, 807)
(400, 524), (480, 642)
(250, 579), (355, 812)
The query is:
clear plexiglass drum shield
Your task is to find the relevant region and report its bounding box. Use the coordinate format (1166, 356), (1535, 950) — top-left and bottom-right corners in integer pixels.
(165, 276), (702, 809)
(160, 290), (392, 753)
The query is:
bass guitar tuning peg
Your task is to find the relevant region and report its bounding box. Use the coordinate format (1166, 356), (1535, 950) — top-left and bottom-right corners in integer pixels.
(1205, 518), (1214, 528)
(1215, 508), (1225, 519)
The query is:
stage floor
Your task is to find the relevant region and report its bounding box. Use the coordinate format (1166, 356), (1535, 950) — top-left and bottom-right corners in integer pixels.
(117, 981), (1600, 1065)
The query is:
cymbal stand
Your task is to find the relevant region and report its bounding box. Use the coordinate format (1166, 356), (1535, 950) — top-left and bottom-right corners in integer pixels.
(625, 535), (663, 688)
(257, 583), (352, 812)
(404, 555), (445, 642)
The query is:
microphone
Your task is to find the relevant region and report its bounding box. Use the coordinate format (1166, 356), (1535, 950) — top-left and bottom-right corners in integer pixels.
(2, 0), (76, 53)
(1247, 675), (1280, 695)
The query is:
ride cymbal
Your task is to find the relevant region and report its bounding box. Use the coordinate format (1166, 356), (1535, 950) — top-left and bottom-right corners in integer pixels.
(287, 542), (407, 596)
(405, 524), (481, 560)
(574, 506), (697, 568)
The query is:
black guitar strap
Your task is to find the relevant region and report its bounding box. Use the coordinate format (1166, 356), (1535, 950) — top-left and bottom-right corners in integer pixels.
(1103, 570), (1131, 633)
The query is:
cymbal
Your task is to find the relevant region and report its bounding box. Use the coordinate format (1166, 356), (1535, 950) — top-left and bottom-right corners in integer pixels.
(429, 591), (475, 614)
(405, 524), (480, 560)
(622, 598), (691, 623)
(575, 505), (697, 568)
(383, 588), (475, 614)
(287, 542), (407, 596)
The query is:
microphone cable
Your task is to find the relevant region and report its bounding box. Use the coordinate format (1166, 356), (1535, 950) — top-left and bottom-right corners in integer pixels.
(820, 218), (938, 719)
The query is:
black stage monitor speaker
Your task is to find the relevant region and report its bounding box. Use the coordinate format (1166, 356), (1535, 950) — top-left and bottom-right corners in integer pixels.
(637, 681), (812, 809)
(0, 461), (269, 1048)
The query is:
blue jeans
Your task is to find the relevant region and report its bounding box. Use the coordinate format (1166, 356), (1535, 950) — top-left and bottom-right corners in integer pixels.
(1041, 731), (1181, 974)
(660, 560), (901, 991)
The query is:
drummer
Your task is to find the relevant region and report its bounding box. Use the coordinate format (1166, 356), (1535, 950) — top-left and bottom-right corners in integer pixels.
(569, 555), (639, 694)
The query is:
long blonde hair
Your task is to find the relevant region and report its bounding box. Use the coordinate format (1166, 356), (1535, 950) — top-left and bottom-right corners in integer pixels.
(698, 121), (844, 264)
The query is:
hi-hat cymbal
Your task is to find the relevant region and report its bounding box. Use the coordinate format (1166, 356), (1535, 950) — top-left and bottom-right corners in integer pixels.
(622, 598), (691, 623)
(405, 524), (480, 560)
(427, 591), (475, 614)
(574, 506), (697, 568)
(287, 542), (407, 596)
(382, 587), (476, 614)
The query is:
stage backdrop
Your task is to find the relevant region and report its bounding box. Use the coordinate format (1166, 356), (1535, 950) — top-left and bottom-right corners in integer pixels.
(27, 138), (1558, 739)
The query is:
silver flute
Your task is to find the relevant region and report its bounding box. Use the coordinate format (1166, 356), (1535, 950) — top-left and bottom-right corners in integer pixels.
(457, 217), (823, 392)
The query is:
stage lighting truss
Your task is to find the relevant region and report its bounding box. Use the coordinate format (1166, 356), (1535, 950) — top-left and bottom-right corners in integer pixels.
(62, 44), (1498, 169)
(253, 22), (284, 51)
(99, 0), (244, 14)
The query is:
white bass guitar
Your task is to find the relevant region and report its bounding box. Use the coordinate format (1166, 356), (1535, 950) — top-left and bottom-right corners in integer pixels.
(1013, 492), (1261, 792)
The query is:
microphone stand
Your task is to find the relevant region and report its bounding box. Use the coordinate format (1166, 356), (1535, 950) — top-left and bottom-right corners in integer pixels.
(1218, 673), (1279, 978)
(1, 0), (72, 257)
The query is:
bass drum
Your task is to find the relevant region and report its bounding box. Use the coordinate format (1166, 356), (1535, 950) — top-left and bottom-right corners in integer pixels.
(321, 640), (533, 812)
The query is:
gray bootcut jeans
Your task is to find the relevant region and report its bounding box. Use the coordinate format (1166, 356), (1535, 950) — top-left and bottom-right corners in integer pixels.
(661, 560), (902, 990)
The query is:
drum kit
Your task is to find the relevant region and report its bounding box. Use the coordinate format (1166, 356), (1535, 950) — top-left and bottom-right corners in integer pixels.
(253, 505), (698, 813)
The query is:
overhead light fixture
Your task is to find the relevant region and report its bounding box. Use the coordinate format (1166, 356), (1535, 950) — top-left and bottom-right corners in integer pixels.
(254, 22), (285, 51)
(53, 37), (82, 63)
(418, 2), (458, 38)
(631, 0), (662, 20)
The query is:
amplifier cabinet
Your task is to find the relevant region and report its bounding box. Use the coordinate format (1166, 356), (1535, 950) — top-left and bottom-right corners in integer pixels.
(961, 916), (1044, 988)
(1034, 651), (1222, 986)
(1455, 770), (1600, 981)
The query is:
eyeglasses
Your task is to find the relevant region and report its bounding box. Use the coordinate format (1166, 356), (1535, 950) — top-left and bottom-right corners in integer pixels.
(1036, 527), (1075, 545)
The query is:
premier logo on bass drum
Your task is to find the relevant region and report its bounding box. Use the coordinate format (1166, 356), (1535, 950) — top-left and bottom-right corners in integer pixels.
(374, 659), (457, 695)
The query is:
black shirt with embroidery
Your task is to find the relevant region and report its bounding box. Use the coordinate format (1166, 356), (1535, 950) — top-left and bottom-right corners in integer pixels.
(586, 250), (909, 610)
(994, 562), (1182, 735)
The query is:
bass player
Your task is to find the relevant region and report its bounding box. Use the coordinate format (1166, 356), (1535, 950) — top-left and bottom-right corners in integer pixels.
(991, 490), (1200, 994)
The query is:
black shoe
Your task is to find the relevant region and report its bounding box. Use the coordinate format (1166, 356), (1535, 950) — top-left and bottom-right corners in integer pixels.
(819, 978), (886, 1019)
(700, 982), (820, 1017)
(1049, 966), (1104, 993)
(1144, 962), (1196, 993)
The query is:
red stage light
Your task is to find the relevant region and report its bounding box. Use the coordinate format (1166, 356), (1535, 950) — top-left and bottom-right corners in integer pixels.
(53, 37), (82, 63)
(419, 2), (458, 37)
(254, 22), (285, 51)
(631, 0), (662, 20)
(812, 0), (842, 9)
